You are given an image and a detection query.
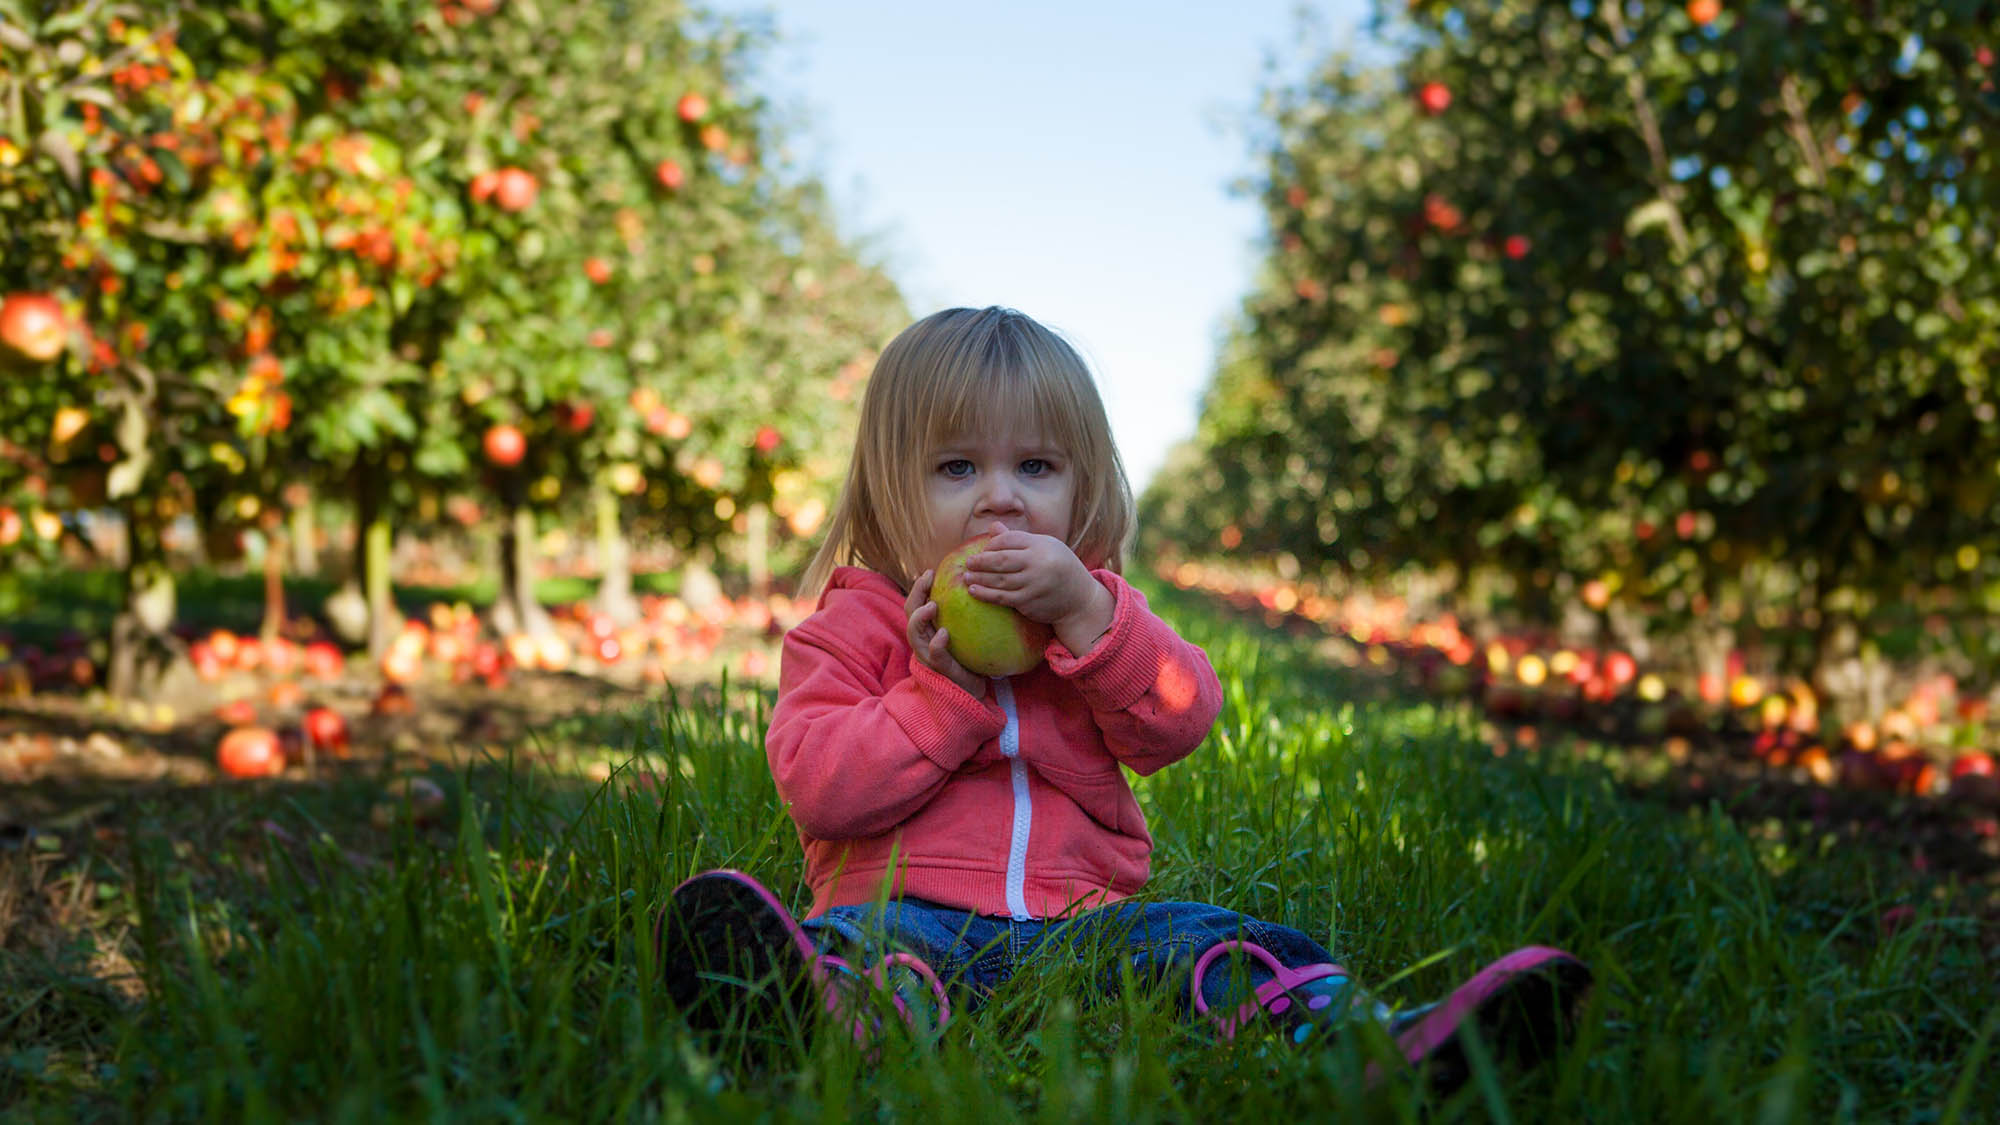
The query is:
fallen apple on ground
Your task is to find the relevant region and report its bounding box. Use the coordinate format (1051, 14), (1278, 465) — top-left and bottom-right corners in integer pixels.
(217, 726), (285, 778)
(303, 706), (350, 756)
(933, 534), (1052, 678)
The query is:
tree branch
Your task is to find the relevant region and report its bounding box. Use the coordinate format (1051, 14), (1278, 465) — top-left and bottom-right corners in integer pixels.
(1599, 1), (1692, 260)
(1778, 71), (1829, 189)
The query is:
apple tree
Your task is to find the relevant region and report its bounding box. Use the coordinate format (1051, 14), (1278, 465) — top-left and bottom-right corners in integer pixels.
(1151, 0), (2000, 690)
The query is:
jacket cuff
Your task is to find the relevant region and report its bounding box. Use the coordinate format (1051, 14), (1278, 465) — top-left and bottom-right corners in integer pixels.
(885, 654), (1006, 770)
(1045, 571), (1166, 714)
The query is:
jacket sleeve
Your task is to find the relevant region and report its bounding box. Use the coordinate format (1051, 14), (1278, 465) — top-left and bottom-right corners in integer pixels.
(766, 614), (1006, 841)
(1043, 571), (1224, 776)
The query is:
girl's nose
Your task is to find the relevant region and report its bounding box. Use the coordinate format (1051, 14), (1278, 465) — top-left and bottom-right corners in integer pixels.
(974, 475), (1024, 516)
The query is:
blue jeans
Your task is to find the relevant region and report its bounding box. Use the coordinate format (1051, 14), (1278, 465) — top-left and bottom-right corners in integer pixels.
(801, 897), (1347, 1020)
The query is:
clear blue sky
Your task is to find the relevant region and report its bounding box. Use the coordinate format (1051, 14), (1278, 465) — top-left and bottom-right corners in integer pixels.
(714, 1), (1384, 492)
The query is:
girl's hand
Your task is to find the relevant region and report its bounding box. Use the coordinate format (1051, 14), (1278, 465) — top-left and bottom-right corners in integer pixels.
(962, 524), (1117, 656)
(905, 568), (989, 698)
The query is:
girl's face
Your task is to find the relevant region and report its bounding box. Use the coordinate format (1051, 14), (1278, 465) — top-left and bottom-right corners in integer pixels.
(919, 421), (1076, 571)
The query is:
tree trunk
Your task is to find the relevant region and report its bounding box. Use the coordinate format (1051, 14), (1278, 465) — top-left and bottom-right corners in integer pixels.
(1688, 615), (1734, 707)
(365, 510), (396, 657)
(289, 489), (317, 577)
(745, 502), (771, 600)
(105, 500), (182, 701)
(680, 545), (724, 616)
(592, 475), (640, 626)
(354, 459), (400, 659)
(101, 363), (187, 701)
(260, 519), (287, 642)
(492, 493), (552, 638)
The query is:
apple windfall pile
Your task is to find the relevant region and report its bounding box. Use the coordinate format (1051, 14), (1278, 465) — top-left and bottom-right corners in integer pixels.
(1160, 558), (2000, 811)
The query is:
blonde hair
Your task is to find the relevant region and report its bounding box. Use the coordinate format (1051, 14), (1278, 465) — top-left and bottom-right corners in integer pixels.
(801, 306), (1134, 596)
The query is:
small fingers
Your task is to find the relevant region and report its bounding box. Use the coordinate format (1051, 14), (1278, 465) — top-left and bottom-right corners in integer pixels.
(907, 599), (940, 653)
(967, 552), (1022, 575)
(906, 569), (936, 611)
(967, 570), (1012, 591)
(931, 630), (971, 682)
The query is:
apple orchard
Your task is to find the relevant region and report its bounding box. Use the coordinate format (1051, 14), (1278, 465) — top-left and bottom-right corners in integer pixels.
(4, 0), (2000, 816)
(0, 0), (906, 762)
(1143, 0), (2000, 804)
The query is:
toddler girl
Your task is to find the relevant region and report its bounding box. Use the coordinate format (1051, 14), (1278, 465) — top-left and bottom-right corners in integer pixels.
(658, 306), (1591, 1089)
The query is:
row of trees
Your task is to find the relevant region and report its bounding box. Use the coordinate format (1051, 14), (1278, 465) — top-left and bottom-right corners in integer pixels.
(0, 0), (906, 696)
(1145, 0), (2000, 688)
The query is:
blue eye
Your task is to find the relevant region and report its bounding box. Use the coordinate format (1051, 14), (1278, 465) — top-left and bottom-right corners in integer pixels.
(940, 459), (973, 478)
(1021, 459), (1049, 476)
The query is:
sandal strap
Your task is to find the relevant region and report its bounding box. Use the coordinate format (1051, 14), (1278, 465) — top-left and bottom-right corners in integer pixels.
(870, 951), (954, 1031)
(1190, 940), (1352, 1039)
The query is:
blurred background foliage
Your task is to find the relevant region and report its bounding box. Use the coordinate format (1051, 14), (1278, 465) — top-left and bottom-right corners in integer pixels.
(0, 0), (907, 692)
(1144, 0), (2000, 690)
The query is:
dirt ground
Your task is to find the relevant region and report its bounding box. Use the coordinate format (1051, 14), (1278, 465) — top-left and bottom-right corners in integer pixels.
(0, 635), (775, 843)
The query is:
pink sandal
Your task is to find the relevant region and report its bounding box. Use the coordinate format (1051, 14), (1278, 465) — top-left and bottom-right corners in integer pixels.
(1371, 945), (1593, 1091)
(656, 869), (951, 1043)
(1189, 939), (1355, 1039)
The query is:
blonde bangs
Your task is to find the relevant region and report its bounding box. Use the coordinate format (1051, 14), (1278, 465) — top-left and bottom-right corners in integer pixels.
(800, 307), (1136, 597)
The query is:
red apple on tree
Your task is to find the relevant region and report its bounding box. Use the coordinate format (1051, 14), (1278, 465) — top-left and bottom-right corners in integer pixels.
(491, 167), (537, 212)
(484, 423), (526, 467)
(1, 292), (67, 363)
(655, 159), (685, 191)
(0, 507), (20, 547)
(753, 425), (780, 454)
(470, 169), (500, 204)
(1422, 194), (1462, 233)
(677, 91), (708, 123)
(1686, 0), (1720, 27)
(585, 257), (612, 284)
(555, 400), (595, 433)
(1416, 81), (1452, 116)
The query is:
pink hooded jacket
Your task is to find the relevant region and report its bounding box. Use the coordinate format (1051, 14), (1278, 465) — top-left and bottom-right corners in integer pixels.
(766, 565), (1224, 919)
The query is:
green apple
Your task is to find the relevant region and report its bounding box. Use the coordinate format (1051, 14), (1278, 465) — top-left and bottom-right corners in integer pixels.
(933, 534), (1052, 677)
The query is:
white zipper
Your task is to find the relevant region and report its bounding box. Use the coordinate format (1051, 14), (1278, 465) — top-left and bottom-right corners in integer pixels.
(993, 677), (1034, 921)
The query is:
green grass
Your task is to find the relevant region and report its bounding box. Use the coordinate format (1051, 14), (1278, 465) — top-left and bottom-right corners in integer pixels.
(3, 582), (1994, 1121)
